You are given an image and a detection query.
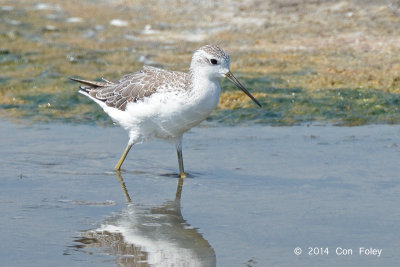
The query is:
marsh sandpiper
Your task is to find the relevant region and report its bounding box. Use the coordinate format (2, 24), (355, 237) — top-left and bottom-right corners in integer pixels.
(71, 44), (261, 178)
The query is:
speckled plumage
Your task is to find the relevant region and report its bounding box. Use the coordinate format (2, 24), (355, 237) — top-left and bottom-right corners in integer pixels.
(74, 66), (189, 111)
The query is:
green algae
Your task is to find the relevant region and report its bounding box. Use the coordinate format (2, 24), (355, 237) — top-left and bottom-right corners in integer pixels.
(1, 0), (400, 126)
(214, 80), (400, 126)
(2, 74), (400, 126)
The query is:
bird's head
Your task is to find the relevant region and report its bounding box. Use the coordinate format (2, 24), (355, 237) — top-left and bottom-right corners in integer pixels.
(190, 44), (262, 107)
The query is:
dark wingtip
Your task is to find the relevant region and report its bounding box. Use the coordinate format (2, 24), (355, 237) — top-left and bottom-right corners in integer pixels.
(69, 77), (81, 82)
(70, 77), (88, 93)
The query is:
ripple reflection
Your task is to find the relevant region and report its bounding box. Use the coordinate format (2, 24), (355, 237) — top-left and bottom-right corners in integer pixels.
(74, 173), (216, 266)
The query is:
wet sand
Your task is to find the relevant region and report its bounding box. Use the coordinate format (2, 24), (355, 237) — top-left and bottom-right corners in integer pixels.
(1, 119), (400, 266)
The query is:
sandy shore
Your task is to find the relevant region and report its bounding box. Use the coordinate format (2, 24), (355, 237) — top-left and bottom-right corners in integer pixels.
(1, 0), (400, 123)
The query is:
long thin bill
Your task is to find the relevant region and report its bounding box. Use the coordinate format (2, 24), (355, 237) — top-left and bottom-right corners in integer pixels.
(225, 71), (262, 107)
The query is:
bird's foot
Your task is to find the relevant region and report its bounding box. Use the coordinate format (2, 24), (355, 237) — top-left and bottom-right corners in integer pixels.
(179, 172), (188, 179)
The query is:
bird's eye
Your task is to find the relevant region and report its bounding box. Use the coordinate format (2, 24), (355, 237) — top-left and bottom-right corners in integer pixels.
(210, 59), (218, 65)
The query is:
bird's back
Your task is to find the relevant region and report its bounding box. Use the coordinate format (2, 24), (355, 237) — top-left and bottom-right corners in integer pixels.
(73, 66), (189, 111)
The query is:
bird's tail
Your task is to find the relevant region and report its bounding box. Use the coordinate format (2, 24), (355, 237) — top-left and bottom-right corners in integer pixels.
(69, 77), (115, 92)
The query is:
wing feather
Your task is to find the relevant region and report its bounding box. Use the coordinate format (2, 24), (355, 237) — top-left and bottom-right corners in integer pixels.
(72, 66), (189, 111)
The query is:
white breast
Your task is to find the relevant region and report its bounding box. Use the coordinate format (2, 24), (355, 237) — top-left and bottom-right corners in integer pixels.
(107, 80), (221, 143)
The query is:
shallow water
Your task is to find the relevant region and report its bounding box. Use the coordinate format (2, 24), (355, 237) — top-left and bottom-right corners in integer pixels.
(1, 119), (400, 266)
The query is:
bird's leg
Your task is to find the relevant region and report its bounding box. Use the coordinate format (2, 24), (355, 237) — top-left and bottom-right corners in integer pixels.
(175, 176), (184, 200)
(114, 142), (133, 171)
(115, 170), (132, 202)
(176, 149), (187, 178)
(176, 136), (187, 178)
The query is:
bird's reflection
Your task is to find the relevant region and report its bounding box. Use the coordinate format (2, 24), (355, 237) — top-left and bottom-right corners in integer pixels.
(74, 172), (216, 266)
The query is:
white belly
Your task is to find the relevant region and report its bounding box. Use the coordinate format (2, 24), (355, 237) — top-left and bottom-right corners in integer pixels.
(103, 85), (220, 143)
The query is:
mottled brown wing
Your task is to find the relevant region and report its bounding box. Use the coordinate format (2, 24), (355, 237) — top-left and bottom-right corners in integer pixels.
(79, 66), (188, 111)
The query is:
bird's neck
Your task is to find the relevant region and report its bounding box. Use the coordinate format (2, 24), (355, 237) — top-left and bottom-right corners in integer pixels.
(188, 67), (220, 90)
(187, 67), (221, 110)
